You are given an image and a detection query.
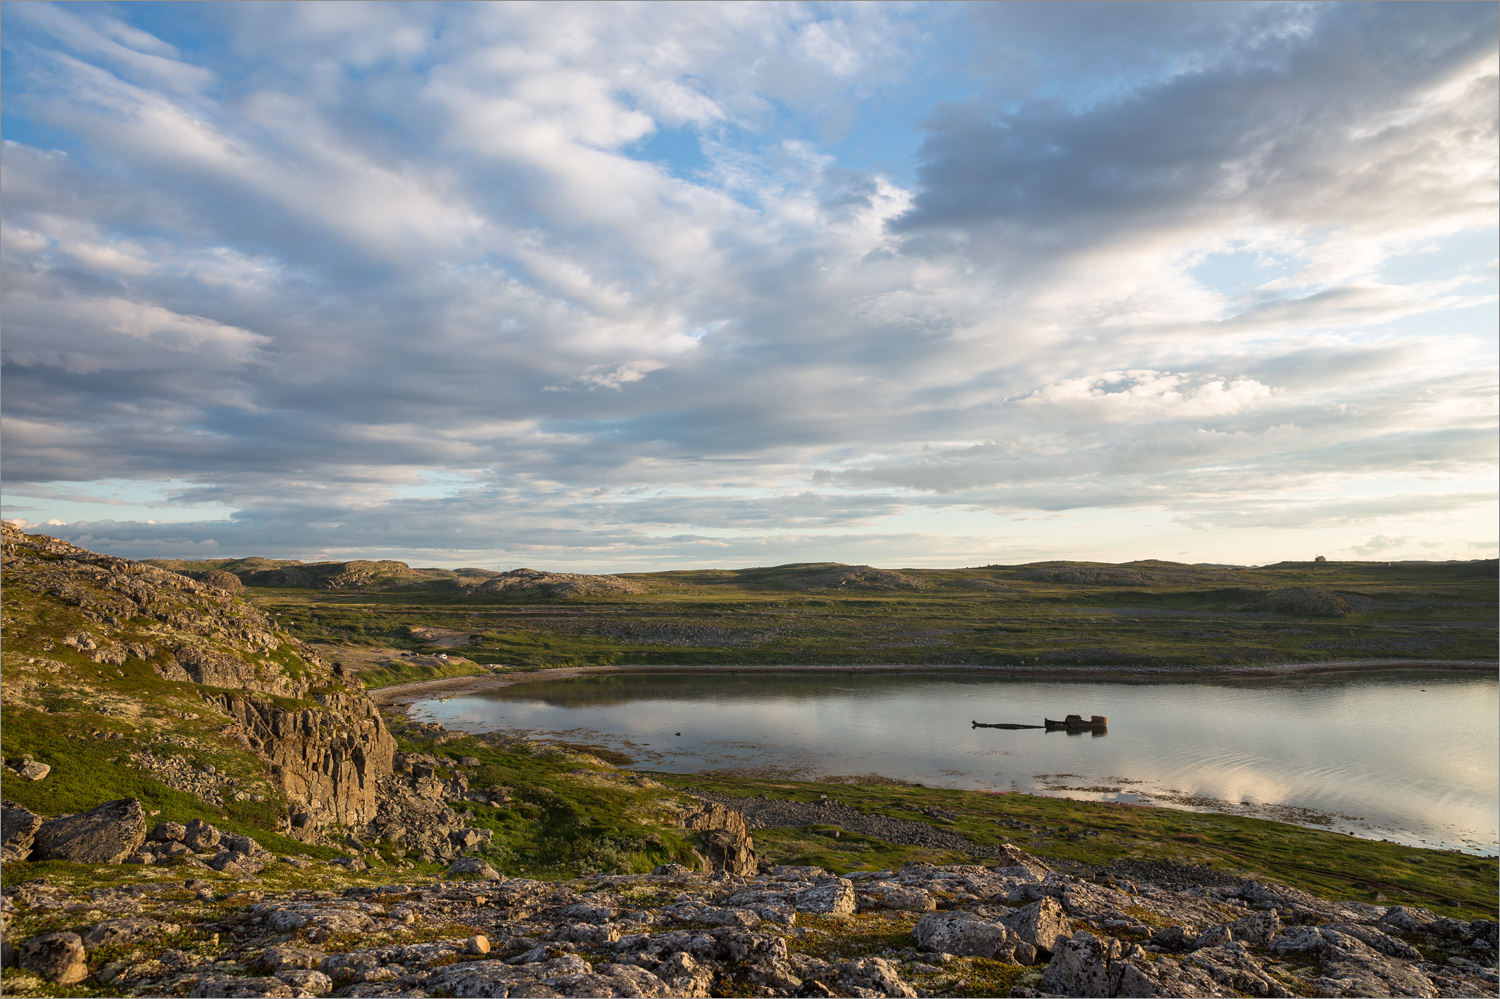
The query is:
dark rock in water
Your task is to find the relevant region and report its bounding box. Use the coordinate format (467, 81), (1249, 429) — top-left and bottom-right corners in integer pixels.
(19, 932), (89, 984)
(30, 798), (147, 864)
(1, 801), (44, 861)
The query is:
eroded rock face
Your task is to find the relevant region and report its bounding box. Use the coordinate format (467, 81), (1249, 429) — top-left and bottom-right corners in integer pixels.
(1, 802), (44, 861)
(2, 525), (409, 841)
(678, 801), (756, 875)
(214, 692), (398, 829)
(30, 798), (147, 864)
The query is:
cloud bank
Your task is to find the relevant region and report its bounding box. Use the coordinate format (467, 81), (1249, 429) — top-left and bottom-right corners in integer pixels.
(2, 1), (1495, 569)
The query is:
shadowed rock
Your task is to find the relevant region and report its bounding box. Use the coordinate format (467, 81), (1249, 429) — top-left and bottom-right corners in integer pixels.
(30, 798), (147, 864)
(19, 932), (88, 984)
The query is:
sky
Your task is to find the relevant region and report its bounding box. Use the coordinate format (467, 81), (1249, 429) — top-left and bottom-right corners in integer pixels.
(1, 1), (1496, 572)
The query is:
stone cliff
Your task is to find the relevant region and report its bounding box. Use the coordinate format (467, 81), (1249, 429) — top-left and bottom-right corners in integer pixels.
(0, 523), (428, 846)
(212, 692), (397, 831)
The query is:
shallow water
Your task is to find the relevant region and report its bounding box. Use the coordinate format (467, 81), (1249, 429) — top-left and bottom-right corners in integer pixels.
(408, 668), (1499, 854)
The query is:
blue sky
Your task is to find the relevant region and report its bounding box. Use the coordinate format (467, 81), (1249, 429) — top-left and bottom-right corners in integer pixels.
(2, 1), (1495, 570)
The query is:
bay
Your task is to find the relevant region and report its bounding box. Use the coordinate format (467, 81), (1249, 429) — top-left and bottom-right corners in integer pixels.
(407, 667), (1499, 855)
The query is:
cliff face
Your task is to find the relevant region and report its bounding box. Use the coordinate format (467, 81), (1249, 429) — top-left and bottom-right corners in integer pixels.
(0, 523), (402, 839)
(213, 692), (397, 830)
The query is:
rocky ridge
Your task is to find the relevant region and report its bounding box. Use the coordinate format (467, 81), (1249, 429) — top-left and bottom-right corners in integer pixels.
(2, 839), (1494, 997)
(0, 524), (485, 859)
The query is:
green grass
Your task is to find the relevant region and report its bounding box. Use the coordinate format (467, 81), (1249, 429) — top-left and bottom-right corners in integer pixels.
(352, 656), (489, 689)
(384, 723), (702, 878)
(241, 559), (1497, 670)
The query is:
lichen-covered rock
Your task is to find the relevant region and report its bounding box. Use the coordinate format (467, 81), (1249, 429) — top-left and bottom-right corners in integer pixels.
(793, 878), (857, 915)
(182, 819), (222, 852)
(18, 931), (89, 984)
(80, 918), (178, 950)
(656, 950), (714, 997)
(30, 797), (147, 863)
(1000, 896), (1072, 955)
(839, 956), (917, 998)
(915, 911), (1013, 959)
(448, 856), (501, 879)
(1039, 931), (1125, 997)
(1, 801), (43, 861)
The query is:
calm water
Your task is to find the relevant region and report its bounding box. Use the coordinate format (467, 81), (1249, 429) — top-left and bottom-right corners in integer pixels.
(408, 668), (1500, 855)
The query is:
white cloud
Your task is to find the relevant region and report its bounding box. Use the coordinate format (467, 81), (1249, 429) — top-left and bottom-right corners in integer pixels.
(0, 2), (1493, 568)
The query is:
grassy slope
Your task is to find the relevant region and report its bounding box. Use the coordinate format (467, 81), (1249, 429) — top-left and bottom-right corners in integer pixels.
(247, 560), (1497, 669)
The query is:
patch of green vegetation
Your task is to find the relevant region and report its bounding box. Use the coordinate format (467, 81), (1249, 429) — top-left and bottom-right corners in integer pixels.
(242, 558), (1498, 669)
(751, 827), (973, 872)
(793, 911), (920, 961)
(351, 656), (489, 689)
(385, 726), (703, 878)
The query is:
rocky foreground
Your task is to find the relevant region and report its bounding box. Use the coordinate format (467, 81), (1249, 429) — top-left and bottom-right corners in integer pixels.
(3, 824), (1496, 998)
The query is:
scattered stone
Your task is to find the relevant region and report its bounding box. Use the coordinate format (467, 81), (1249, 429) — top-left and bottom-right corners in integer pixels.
(999, 896), (1072, 955)
(915, 911), (1013, 959)
(17, 761), (51, 781)
(149, 820), (188, 843)
(183, 818), (222, 852)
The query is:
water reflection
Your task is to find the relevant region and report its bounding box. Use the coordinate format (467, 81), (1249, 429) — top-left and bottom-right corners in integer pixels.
(408, 668), (1499, 854)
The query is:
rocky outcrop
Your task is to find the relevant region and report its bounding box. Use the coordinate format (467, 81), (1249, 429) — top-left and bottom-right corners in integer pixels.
(213, 692), (397, 829)
(462, 567), (647, 599)
(1, 803), (43, 862)
(0, 525), (450, 846)
(678, 800), (757, 875)
(1253, 586), (1353, 618)
(29, 798), (148, 864)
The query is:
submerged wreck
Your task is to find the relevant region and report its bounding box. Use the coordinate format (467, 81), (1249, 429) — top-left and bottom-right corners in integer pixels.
(971, 714), (1108, 731)
(1046, 713), (1108, 730)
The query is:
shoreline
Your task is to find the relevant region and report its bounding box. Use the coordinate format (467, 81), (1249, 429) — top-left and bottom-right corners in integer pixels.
(368, 657), (1498, 707)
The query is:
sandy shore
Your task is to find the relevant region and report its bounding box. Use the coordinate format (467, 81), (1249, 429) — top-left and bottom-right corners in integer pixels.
(368, 657), (1497, 709)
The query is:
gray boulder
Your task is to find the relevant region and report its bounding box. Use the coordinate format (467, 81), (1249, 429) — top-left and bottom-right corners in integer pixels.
(914, 911), (1013, 959)
(1000, 896), (1072, 955)
(30, 798), (147, 863)
(1, 801), (43, 861)
(18, 932), (89, 984)
(839, 956), (917, 998)
(149, 821), (187, 843)
(793, 878), (856, 915)
(446, 855), (500, 879)
(1039, 931), (1123, 998)
(81, 918), (178, 950)
(182, 818), (221, 852)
